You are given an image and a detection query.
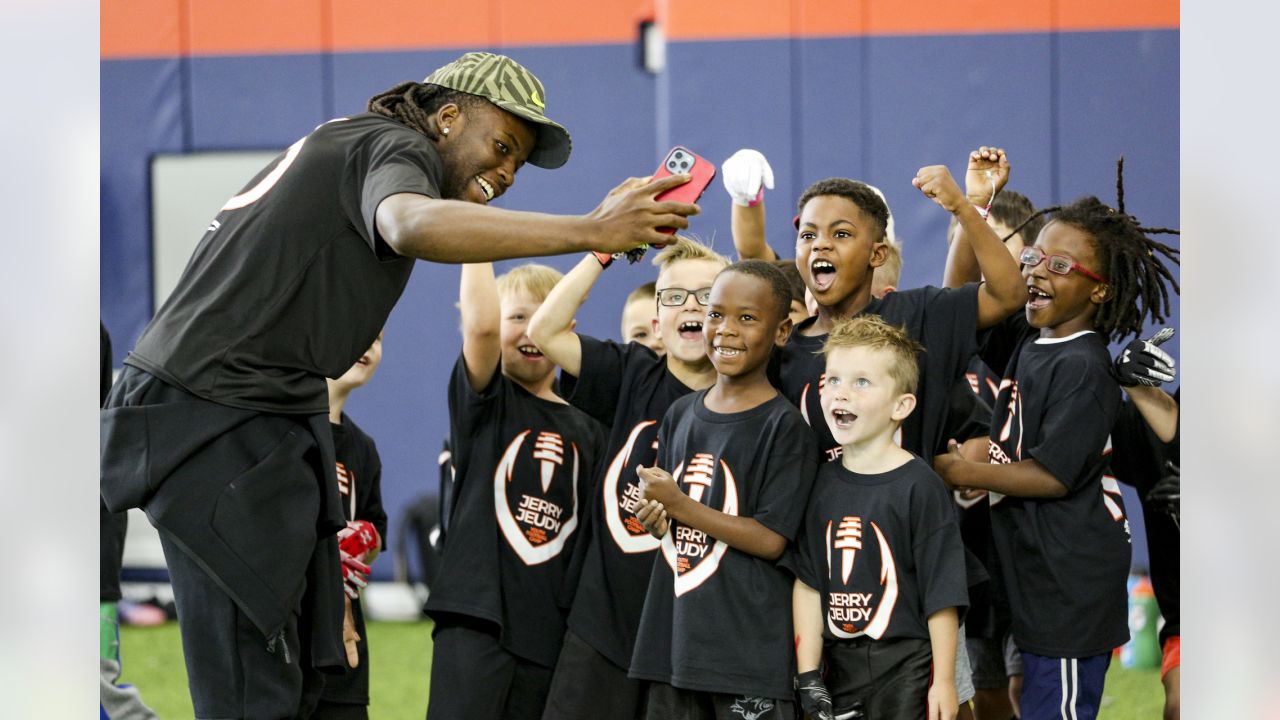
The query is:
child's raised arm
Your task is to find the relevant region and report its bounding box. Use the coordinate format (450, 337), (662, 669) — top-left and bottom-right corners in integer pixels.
(723, 149), (779, 261)
(942, 147), (1011, 288)
(528, 254), (606, 377)
(915, 150), (1024, 329)
(637, 465), (787, 560)
(460, 263), (502, 392)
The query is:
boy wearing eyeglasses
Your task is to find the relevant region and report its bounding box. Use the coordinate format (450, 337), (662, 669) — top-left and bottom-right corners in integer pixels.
(528, 237), (728, 719)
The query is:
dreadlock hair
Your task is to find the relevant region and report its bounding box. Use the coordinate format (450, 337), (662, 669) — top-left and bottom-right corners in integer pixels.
(990, 190), (1045, 248)
(797, 178), (891, 243)
(367, 81), (488, 140)
(1004, 158), (1180, 342)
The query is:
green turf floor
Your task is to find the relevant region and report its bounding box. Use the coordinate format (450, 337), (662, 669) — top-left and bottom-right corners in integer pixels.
(119, 621), (1164, 718)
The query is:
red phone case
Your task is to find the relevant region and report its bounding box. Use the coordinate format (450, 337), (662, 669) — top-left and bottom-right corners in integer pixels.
(652, 146), (716, 234)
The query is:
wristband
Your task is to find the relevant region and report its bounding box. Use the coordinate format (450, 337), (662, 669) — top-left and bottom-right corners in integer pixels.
(745, 186), (765, 208)
(591, 251), (614, 269)
(974, 203), (992, 220)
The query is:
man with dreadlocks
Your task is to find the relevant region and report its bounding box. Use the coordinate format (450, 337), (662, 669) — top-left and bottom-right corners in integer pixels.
(933, 158), (1179, 720)
(100, 51), (699, 719)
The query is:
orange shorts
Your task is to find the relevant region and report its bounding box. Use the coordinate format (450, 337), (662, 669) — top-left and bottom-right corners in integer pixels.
(1161, 636), (1181, 678)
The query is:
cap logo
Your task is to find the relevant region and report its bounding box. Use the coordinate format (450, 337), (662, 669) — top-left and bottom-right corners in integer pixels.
(530, 88), (545, 110)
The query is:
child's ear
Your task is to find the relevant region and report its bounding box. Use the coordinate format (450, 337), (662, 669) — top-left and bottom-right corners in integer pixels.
(1091, 283), (1109, 305)
(651, 316), (661, 337)
(891, 392), (917, 421)
(868, 240), (889, 269)
(774, 315), (793, 347)
(570, 318), (577, 332)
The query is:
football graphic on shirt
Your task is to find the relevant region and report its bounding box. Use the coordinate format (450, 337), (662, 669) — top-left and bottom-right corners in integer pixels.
(493, 429), (581, 566)
(661, 454), (739, 596)
(823, 516), (899, 639)
(602, 420), (662, 554)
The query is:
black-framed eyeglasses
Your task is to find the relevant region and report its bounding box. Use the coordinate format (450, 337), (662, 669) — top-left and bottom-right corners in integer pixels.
(656, 287), (713, 307)
(1019, 246), (1106, 283)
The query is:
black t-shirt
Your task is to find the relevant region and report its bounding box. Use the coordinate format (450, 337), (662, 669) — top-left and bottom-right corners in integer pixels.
(322, 413), (389, 705)
(101, 323), (127, 604)
(791, 457), (968, 643)
(774, 284), (980, 463)
(964, 355), (1002, 409)
(979, 316), (1130, 657)
(629, 391), (818, 700)
(1110, 390), (1180, 643)
(127, 113), (435, 414)
(562, 336), (697, 668)
(426, 356), (605, 667)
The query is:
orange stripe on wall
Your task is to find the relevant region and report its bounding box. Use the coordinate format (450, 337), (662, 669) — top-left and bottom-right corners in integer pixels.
(101, 0), (182, 58)
(101, 0), (1178, 59)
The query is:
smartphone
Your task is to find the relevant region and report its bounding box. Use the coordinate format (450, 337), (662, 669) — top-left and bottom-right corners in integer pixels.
(652, 146), (716, 233)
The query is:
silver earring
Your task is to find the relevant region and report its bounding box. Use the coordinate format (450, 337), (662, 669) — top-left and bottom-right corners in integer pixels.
(442, 127), (449, 135)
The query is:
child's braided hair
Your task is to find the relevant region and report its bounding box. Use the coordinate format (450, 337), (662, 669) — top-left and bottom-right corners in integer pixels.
(367, 81), (487, 140)
(1005, 158), (1180, 342)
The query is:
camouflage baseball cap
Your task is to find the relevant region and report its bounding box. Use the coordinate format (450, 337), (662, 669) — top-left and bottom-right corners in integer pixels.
(424, 52), (571, 169)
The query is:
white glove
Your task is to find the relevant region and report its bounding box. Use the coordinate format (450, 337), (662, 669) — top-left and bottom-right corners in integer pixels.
(721, 149), (774, 207)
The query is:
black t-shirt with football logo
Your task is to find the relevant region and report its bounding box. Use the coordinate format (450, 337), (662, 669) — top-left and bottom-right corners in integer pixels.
(1109, 389), (1179, 644)
(790, 457), (968, 644)
(561, 336), (697, 669)
(979, 315), (1129, 657)
(425, 357), (606, 667)
(322, 413), (388, 705)
(774, 284), (980, 463)
(127, 113), (436, 414)
(629, 391), (818, 700)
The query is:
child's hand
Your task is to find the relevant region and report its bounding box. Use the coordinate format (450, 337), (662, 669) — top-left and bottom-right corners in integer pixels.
(342, 596), (361, 668)
(913, 166), (966, 213)
(722, 149), (774, 206)
(932, 439), (968, 488)
(927, 678), (959, 720)
(635, 499), (670, 538)
(965, 146), (1009, 207)
(637, 465), (684, 506)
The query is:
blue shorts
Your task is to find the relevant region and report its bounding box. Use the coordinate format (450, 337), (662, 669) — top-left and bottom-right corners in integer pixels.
(1019, 651), (1110, 720)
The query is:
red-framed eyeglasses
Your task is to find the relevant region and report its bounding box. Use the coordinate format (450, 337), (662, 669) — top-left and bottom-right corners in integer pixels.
(1019, 246), (1106, 283)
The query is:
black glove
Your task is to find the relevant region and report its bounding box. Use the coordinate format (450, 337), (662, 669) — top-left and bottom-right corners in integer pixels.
(1146, 460), (1180, 521)
(795, 670), (834, 720)
(1113, 328), (1176, 387)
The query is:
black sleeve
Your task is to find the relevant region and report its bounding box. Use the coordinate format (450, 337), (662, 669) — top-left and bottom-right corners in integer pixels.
(918, 284), (980, 374)
(912, 470), (970, 618)
(356, 434), (389, 547)
(782, 485), (823, 588)
(977, 312), (1032, 379)
(753, 413), (819, 541)
(942, 380), (992, 450)
(567, 335), (642, 425)
(101, 322), (113, 406)
(354, 124), (444, 258)
(1025, 362), (1120, 492)
(447, 354), (504, 442)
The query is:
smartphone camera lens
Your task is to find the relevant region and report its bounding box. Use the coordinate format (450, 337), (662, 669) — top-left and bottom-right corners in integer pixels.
(674, 151), (684, 159)
(679, 161), (689, 170)
(667, 161), (677, 170)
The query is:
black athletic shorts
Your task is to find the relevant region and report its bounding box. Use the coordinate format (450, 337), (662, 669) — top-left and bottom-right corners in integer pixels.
(542, 629), (645, 720)
(426, 614), (553, 720)
(643, 681), (794, 720)
(825, 636), (931, 720)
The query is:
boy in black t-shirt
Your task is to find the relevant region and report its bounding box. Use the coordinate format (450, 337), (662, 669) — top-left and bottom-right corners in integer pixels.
(528, 238), (728, 719)
(791, 316), (967, 720)
(778, 153), (1025, 465)
(425, 263), (605, 720)
(630, 260), (818, 720)
(310, 333), (389, 720)
(934, 171), (1180, 720)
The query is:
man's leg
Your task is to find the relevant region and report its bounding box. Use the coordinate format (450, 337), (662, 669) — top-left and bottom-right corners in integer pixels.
(161, 532), (304, 719)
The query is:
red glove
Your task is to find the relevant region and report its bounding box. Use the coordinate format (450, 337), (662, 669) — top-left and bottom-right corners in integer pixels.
(340, 551), (371, 599)
(338, 519), (381, 561)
